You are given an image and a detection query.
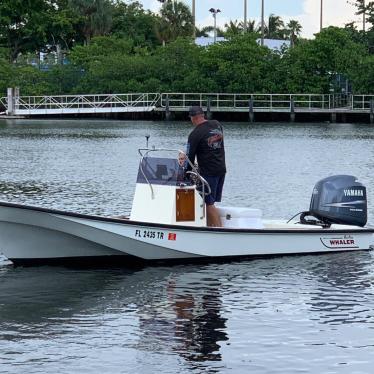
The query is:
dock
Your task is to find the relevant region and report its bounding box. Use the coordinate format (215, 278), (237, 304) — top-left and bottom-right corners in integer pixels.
(1, 90), (373, 123)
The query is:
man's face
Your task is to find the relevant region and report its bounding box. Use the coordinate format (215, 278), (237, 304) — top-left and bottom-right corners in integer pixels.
(190, 114), (202, 125)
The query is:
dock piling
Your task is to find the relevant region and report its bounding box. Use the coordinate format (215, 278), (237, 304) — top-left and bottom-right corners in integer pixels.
(249, 97), (254, 122)
(207, 97), (212, 120)
(290, 97), (295, 123)
(6, 88), (14, 115)
(165, 95), (171, 121)
(370, 100), (374, 124)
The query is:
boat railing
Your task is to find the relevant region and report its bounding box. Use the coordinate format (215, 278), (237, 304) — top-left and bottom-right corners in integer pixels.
(138, 148), (210, 219)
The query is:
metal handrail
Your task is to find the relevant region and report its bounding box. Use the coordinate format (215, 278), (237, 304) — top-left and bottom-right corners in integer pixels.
(160, 93), (350, 110)
(9, 93), (160, 112)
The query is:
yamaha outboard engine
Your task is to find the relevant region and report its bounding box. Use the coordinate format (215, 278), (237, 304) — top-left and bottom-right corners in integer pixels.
(300, 175), (367, 227)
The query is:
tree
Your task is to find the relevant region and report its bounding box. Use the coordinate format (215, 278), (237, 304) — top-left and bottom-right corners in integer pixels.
(0, 56), (12, 96)
(111, 1), (159, 48)
(155, 0), (194, 45)
(0, 0), (52, 61)
(278, 27), (369, 93)
(69, 36), (134, 69)
(286, 20), (302, 46)
(353, 0), (374, 53)
(225, 19), (257, 36)
(225, 20), (242, 36)
(68, 0), (113, 45)
(201, 34), (280, 93)
(45, 0), (83, 63)
(265, 14), (285, 39)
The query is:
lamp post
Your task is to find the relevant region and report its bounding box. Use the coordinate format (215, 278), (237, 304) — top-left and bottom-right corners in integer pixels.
(209, 8), (221, 43)
(261, 0), (264, 46)
(363, 0), (366, 32)
(320, 0), (323, 32)
(192, 0), (196, 38)
(244, 0), (247, 32)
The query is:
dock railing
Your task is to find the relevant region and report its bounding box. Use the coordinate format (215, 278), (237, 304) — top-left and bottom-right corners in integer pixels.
(351, 95), (374, 110)
(1, 93), (160, 115)
(160, 93), (350, 111)
(1, 92), (374, 116)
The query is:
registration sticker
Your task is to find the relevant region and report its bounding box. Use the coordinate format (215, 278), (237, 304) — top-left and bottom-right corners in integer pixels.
(168, 233), (177, 241)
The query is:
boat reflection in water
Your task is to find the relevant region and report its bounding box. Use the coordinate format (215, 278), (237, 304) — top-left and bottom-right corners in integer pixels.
(0, 263), (228, 367)
(137, 271), (228, 363)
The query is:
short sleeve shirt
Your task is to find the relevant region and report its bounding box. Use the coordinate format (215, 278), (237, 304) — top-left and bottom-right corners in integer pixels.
(186, 120), (226, 176)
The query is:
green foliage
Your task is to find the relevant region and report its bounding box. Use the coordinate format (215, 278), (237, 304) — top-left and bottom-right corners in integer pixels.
(0, 0), (372, 96)
(69, 36), (134, 68)
(155, 0), (194, 44)
(278, 27), (369, 93)
(0, 0), (52, 61)
(68, 0), (114, 45)
(111, 1), (159, 48)
(8, 66), (54, 95)
(0, 58), (12, 95)
(201, 34), (278, 93)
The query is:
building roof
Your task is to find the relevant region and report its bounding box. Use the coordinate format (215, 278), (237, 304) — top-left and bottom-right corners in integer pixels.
(195, 36), (291, 51)
(194, 36), (226, 47)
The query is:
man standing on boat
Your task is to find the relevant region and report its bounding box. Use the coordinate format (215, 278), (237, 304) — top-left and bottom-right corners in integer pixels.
(183, 106), (226, 227)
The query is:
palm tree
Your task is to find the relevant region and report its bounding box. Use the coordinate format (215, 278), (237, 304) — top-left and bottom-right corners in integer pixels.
(225, 19), (256, 36)
(287, 19), (302, 46)
(266, 14), (285, 39)
(225, 20), (243, 35)
(69, 0), (113, 45)
(155, 0), (194, 45)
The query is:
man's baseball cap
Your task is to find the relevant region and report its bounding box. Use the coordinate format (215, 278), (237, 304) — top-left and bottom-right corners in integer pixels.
(188, 106), (204, 117)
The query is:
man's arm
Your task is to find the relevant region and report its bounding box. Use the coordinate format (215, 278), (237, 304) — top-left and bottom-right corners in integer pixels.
(185, 132), (199, 172)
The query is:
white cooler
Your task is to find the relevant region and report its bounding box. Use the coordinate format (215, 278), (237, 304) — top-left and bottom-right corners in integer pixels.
(217, 206), (263, 229)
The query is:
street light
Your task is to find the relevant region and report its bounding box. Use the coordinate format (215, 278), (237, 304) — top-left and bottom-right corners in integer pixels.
(192, 0), (196, 38)
(209, 8), (221, 44)
(320, 0), (323, 32)
(261, 0), (264, 46)
(363, 0), (366, 32)
(244, 0), (247, 32)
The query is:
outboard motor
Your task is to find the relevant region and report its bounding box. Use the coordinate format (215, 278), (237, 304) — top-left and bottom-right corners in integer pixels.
(300, 175), (367, 227)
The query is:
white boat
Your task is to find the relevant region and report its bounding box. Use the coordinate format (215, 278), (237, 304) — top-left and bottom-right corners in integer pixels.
(0, 148), (373, 265)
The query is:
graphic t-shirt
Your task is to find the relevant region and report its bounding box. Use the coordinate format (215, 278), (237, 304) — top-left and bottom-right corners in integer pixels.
(186, 120), (226, 176)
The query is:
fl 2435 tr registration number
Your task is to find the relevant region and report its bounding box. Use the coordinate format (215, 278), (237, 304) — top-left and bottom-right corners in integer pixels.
(134, 229), (164, 239)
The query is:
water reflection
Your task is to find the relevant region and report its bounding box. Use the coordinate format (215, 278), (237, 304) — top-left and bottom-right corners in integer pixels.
(134, 269), (229, 364)
(0, 265), (228, 365)
(1, 120), (374, 372)
(307, 252), (374, 325)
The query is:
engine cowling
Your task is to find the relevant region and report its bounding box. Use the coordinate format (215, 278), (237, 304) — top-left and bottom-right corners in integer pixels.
(308, 175), (367, 227)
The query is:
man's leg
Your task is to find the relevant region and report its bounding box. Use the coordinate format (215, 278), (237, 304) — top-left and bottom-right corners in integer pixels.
(206, 204), (222, 227)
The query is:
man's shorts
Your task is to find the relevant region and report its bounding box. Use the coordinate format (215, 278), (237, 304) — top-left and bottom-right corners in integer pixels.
(201, 175), (225, 205)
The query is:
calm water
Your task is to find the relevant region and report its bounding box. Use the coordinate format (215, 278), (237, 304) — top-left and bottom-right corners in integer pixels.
(0, 119), (374, 373)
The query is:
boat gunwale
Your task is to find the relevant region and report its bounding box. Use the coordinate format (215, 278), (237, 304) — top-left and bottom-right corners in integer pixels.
(1, 201), (374, 234)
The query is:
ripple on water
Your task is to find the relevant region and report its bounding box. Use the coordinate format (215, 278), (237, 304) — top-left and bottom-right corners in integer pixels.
(1, 120), (374, 373)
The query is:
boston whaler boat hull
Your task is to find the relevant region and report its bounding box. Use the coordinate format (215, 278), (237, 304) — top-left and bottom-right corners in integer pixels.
(0, 202), (373, 265)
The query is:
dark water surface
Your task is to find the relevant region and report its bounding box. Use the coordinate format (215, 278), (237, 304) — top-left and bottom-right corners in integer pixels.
(0, 119), (374, 373)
